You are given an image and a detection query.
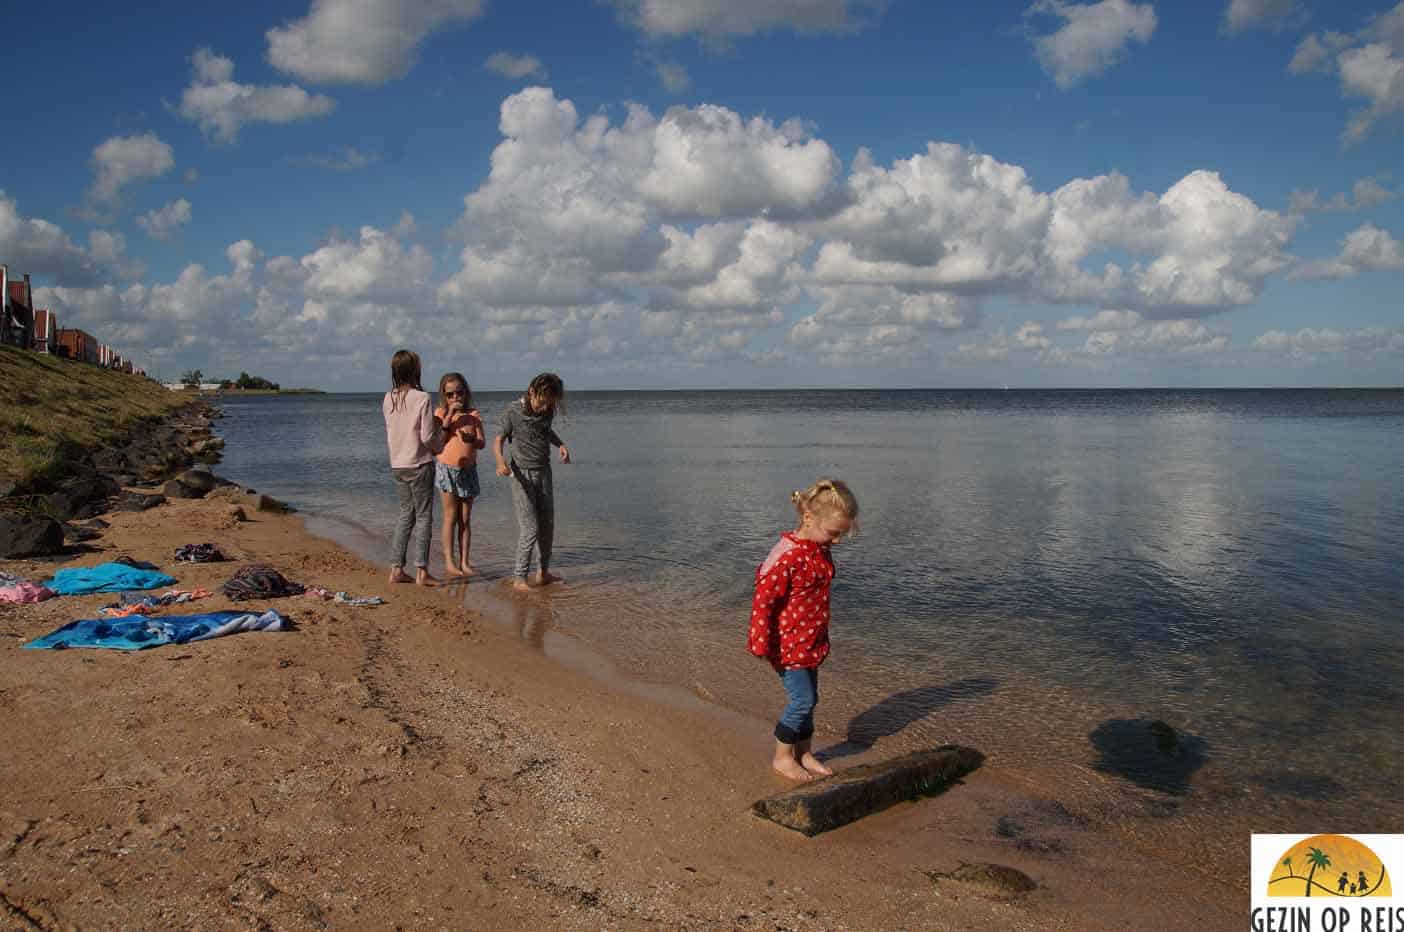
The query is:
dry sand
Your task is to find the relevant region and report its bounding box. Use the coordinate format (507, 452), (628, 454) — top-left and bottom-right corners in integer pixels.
(1, 496), (1237, 930)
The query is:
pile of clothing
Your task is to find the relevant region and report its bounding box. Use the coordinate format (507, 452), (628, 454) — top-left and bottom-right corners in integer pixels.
(302, 586), (386, 607)
(222, 563), (304, 601)
(0, 572), (56, 604)
(98, 588), (212, 617)
(174, 543), (227, 563)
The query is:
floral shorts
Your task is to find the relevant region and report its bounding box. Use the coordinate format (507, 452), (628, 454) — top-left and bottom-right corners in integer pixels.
(434, 462), (480, 499)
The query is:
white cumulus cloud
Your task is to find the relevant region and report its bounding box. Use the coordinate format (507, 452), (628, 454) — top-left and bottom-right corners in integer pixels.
(485, 52), (546, 80)
(1223, 0), (1299, 34)
(1291, 222), (1404, 279)
(268, 0), (486, 84)
(611, 0), (884, 40)
(178, 48), (336, 143)
(1028, 0), (1157, 89)
(137, 199), (193, 240)
(1288, 5), (1404, 143)
(0, 192), (124, 287)
(86, 133), (174, 212)
(1254, 326), (1404, 357)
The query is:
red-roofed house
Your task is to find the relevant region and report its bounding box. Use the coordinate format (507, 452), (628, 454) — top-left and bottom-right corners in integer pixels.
(31, 308), (58, 354)
(57, 328), (98, 363)
(1, 265), (34, 350)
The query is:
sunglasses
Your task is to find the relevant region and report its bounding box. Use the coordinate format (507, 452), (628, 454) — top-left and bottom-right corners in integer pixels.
(444, 389), (466, 397)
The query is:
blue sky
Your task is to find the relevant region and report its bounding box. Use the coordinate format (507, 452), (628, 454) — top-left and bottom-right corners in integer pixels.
(2, 0), (1403, 389)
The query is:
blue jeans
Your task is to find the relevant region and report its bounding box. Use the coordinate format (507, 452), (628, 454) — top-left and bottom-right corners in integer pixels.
(775, 668), (818, 744)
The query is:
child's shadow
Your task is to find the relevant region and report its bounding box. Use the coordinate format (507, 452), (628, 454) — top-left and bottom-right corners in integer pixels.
(818, 676), (998, 761)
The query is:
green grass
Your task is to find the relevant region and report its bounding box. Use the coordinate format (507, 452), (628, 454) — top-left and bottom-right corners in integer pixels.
(0, 344), (190, 491)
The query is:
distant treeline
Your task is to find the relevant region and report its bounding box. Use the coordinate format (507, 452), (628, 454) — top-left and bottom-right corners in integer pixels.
(181, 369), (280, 390)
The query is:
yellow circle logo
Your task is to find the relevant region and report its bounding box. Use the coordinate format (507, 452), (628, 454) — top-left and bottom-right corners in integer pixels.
(1268, 835), (1391, 897)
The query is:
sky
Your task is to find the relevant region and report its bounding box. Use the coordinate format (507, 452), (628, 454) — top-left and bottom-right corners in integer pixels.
(2, 0), (1403, 390)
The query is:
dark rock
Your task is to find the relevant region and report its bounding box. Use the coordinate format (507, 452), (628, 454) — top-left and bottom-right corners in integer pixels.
(110, 474), (137, 489)
(1088, 718), (1208, 795)
(63, 523), (104, 543)
(178, 469), (232, 494)
(81, 517), (110, 529)
(0, 480), (16, 498)
(926, 862), (1037, 899)
(0, 512), (66, 558)
(179, 469), (216, 493)
(162, 479), (205, 500)
(255, 494), (293, 514)
(751, 745), (984, 836)
(115, 492), (166, 512)
(48, 475), (120, 520)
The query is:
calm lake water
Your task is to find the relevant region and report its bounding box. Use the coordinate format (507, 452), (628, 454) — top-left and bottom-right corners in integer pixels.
(215, 388), (1404, 878)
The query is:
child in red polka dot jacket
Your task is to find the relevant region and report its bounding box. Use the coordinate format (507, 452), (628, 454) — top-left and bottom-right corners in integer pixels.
(748, 478), (859, 781)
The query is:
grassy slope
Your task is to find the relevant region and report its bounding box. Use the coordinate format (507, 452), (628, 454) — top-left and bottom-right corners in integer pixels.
(0, 344), (190, 490)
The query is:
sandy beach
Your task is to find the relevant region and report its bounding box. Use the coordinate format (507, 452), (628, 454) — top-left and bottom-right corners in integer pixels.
(0, 488), (1243, 931)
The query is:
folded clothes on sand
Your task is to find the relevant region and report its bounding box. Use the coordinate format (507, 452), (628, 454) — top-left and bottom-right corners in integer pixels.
(174, 543), (227, 563)
(0, 572), (26, 587)
(22, 609), (289, 651)
(0, 582), (57, 604)
(302, 586), (385, 607)
(43, 563), (178, 596)
(222, 563), (304, 601)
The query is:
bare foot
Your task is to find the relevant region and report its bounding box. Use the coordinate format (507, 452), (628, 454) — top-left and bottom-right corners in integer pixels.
(800, 753), (833, 777)
(772, 758), (814, 781)
(461, 563), (478, 577)
(416, 571), (441, 588)
(510, 579), (532, 592)
(389, 569), (414, 584)
(535, 571), (563, 586)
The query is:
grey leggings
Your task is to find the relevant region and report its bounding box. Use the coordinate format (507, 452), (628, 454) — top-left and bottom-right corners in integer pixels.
(390, 462), (434, 569)
(510, 463), (553, 580)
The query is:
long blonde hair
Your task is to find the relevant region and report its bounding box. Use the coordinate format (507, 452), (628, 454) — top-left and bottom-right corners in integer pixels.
(791, 478), (859, 529)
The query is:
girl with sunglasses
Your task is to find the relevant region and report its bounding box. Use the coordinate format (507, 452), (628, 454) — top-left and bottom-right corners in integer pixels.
(434, 372), (485, 577)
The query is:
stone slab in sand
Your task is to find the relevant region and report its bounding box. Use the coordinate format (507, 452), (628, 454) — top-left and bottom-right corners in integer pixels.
(752, 745), (985, 836)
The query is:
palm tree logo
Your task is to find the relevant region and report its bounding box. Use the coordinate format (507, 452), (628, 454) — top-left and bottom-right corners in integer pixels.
(1267, 835), (1390, 898)
(1302, 847), (1331, 897)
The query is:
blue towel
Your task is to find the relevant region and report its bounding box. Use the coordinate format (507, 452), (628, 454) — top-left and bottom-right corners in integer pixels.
(22, 610), (288, 651)
(42, 563), (177, 595)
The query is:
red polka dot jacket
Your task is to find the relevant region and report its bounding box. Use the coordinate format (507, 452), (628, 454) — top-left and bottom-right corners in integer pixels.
(747, 532), (836, 671)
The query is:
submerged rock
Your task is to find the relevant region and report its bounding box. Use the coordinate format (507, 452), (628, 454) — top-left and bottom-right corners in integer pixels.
(1088, 718), (1207, 795)
(751, 745), (984, 836)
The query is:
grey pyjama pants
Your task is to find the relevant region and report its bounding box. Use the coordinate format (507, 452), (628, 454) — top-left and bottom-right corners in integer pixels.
(510, 463), (553, 580)
(390, 462), (435, 569)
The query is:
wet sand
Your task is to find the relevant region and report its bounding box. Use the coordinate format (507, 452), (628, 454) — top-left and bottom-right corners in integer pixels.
(0, 495), (1237, 930)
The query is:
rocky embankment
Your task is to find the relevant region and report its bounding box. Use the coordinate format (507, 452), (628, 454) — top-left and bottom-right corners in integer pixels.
(0, 403), (288, 559)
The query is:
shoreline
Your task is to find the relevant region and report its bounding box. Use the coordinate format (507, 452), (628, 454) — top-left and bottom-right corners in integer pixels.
(0, 401), (1240, 929)
(2, 513), (1238, 928)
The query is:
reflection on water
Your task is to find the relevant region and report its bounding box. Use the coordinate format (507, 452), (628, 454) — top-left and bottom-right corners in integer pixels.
(218, 389), (1404, 877)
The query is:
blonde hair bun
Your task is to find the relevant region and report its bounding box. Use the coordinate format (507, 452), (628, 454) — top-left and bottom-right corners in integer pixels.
(791, 478), (859, 523)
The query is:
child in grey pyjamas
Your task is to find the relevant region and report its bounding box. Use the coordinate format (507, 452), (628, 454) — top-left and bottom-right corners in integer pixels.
(493, 373), (570, 590)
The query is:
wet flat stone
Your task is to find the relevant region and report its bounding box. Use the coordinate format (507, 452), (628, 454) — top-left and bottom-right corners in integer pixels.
(751, 745), (984, 836)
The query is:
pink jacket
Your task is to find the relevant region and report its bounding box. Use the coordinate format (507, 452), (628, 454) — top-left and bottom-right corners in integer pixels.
(382, 388), (444, 468)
